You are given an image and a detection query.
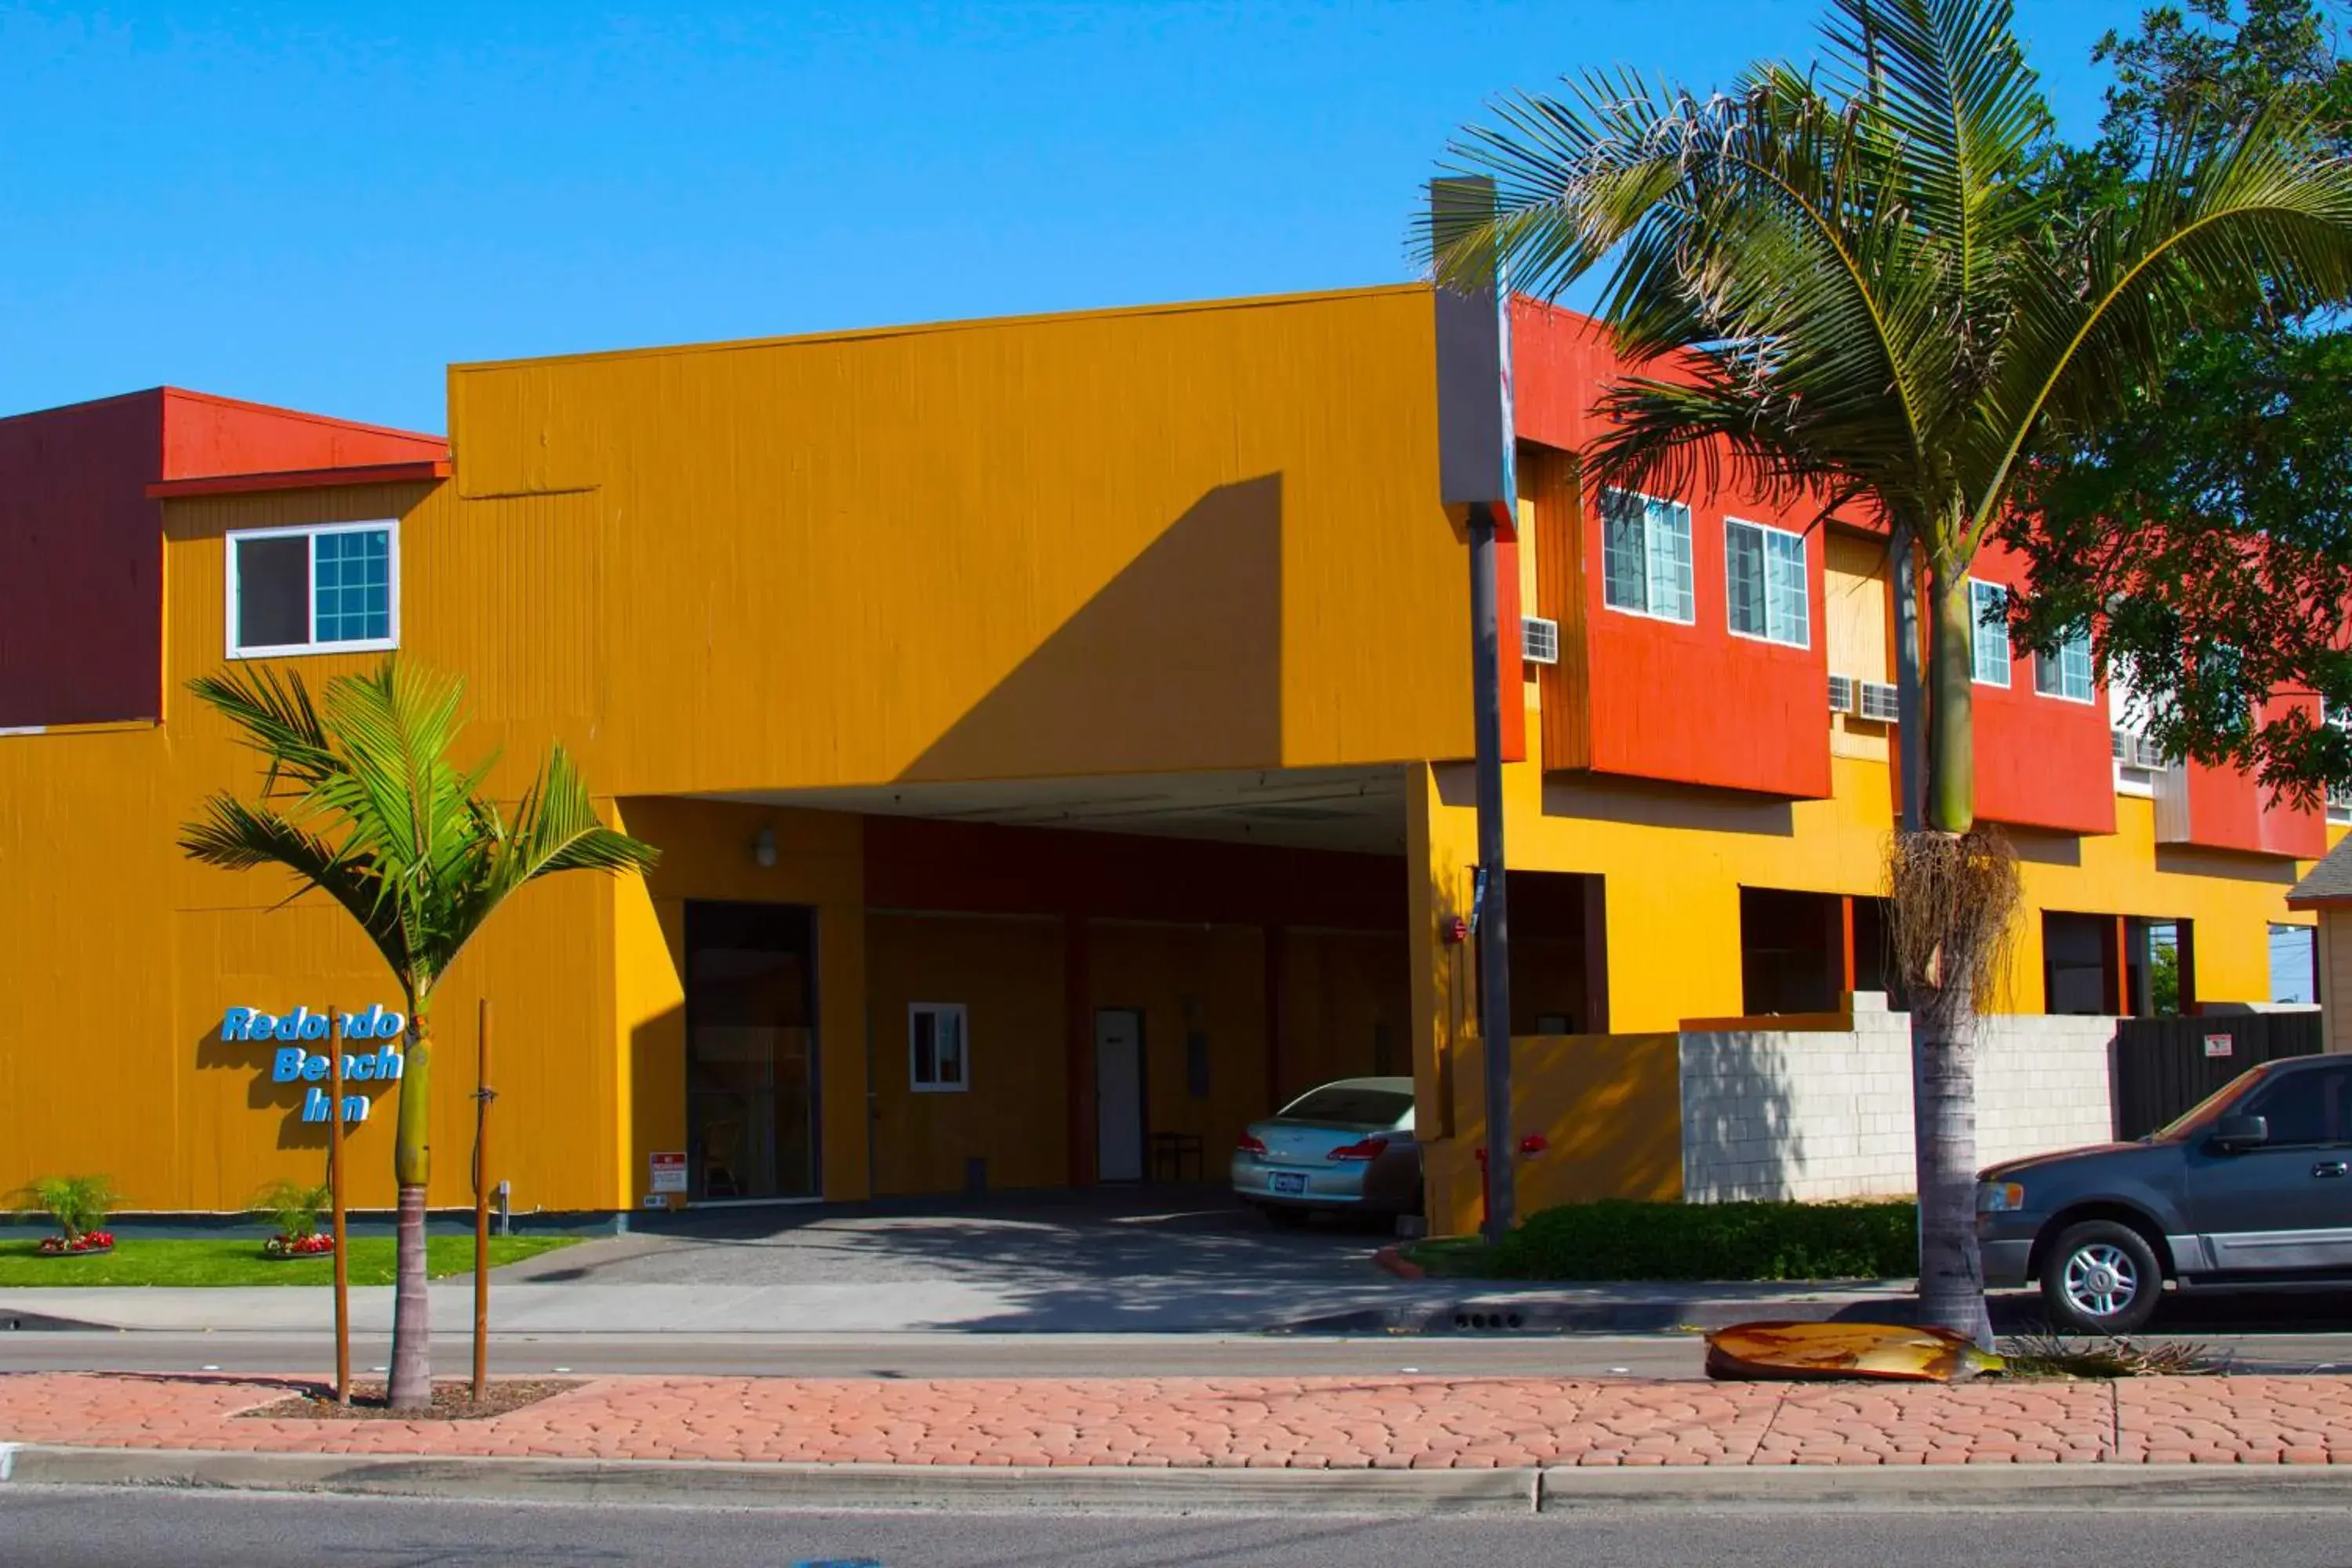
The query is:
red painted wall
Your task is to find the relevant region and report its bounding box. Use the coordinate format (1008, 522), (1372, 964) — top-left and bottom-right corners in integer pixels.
(159, 389), (446, 481)
(0, 388), (448, 731)
(1961, 540), (2115, 837)
(0, 393), (166, 728)
(2177, 694), (2327, 858)
(1512, 299), (1831, 799)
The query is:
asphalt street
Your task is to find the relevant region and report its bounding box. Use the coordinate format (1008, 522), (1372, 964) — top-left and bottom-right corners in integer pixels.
(7, 1488), (2352, 1568)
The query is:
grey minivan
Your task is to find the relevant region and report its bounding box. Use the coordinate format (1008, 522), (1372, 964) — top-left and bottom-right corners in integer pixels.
(1978, 1054), (2352, 1332)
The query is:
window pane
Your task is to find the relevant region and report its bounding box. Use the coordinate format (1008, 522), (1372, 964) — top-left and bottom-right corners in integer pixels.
(937, 1013), (964, 1085)
(1764, 528), (1808, 646)
(1726, 522), (1766, 637)
(912, 1012), (937, 1084)
(1601, 490), (1647, 612)
(314, 528), (392, 644)
(1279, 1086), (1414, 1127)
(234, 535), (310, 650)
(1650, 499), (1694, 621)
(1970, 580), (2011, 686)
(2061, 629), (2092, 700)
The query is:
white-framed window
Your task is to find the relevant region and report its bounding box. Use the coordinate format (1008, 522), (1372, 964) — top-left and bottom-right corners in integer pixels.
(226, 521), (399, 659)
(1724, 518), (1809, 648)
(1969, 578), (2011, 687)
(909, 1003), (968, 1093)
(1599, 488), (1695, 623)
(2034, 622), (2095, 702)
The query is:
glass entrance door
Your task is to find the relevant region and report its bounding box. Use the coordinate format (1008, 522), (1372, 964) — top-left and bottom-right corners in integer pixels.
(684, 901), (818, 1200)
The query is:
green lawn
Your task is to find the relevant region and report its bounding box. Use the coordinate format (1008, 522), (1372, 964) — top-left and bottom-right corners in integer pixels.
(0, 1234), (579, 1287)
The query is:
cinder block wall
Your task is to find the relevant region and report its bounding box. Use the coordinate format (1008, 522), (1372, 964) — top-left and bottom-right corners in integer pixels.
(1679, 995), (2116, 1203)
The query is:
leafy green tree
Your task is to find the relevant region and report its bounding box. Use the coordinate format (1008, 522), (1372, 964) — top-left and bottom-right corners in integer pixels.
(1431, 0), (2352, 1341)
(181, 658), (657, 1410)
(2013, 1), (2352, 803)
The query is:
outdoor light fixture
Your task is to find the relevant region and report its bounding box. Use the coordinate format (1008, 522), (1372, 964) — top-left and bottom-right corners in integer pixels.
(752, 826), (777, 868)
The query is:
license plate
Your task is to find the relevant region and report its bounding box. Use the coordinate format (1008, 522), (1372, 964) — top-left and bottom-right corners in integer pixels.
(1271, 1172), (1307, 1196)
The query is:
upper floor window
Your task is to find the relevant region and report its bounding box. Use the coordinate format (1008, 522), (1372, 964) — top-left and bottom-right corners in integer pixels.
(227, 521), (398, 659)
(1600, 489), (1694, 623)
(1969, 579), (2011, 687)
(2034, 622), (2095, 702)
(1725, 519), (1809, 648)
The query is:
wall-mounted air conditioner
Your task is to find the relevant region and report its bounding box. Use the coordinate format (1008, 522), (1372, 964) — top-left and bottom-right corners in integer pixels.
(1827, 674), (1857, 714)
(1522, 615), (1560, 666)
(1857, 681), (1901, 723)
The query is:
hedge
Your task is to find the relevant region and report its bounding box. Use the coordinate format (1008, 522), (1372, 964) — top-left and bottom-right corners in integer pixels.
(1477, 1199), (1917, 1282)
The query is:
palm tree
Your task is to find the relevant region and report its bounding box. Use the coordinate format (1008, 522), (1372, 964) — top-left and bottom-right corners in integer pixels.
(1432, 0), (2352, 1342)
(182, 658), (658, 1408)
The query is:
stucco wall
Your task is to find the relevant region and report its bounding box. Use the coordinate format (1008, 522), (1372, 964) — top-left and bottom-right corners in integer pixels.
(1679, 994), (2117, 1203)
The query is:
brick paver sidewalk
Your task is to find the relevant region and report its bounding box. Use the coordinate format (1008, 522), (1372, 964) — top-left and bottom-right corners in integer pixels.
(1, 1372), (2345, 1468)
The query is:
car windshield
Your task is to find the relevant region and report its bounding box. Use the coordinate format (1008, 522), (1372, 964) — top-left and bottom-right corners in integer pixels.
(2147, 1064), (2268, 1142)
(1277, 1085), (1412, 1130)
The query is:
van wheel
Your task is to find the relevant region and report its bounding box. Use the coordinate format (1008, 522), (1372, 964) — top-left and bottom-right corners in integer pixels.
(2038, 1221), (2161, 1335)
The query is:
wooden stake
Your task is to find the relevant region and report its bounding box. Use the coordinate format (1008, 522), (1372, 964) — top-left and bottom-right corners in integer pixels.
(328, 1010), (350, 1406)
(472, 998), (493, 1403)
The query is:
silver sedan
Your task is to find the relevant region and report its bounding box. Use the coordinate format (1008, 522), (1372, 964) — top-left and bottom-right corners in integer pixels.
(1232, 1076), (1421, 1225)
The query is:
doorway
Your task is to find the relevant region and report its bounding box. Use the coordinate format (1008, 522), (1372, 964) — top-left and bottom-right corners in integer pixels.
(684, 901), (819, 1200)
(1095, 1007), (1146, 1182)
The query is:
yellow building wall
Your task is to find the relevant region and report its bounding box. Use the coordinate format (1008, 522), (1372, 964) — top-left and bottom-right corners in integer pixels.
(621, 797), (868, 1205)
(441, 286), (1471, 798)
(866, 910), (1067, 1196)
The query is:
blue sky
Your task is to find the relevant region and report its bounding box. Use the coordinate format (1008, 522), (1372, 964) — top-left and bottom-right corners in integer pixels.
(4, 2), (2154, 433)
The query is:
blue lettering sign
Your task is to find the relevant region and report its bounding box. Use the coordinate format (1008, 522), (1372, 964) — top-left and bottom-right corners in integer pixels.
(223, 1007), (253, 1042)
(271, 1047), (307, 1083)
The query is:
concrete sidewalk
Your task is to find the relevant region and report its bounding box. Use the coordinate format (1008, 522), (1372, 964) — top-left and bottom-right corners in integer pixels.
(0, 1277), (1909, 1335)
(0, 1370), (2344, 1483)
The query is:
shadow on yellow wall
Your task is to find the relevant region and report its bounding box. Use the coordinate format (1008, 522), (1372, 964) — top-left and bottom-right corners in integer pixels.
(1426, 1031), (1684, 1236)
(902, 475), (1284, 782)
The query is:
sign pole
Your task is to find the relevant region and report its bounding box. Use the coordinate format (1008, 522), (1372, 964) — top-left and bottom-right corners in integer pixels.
(327, 1010), (350, 1406)
(1432, 175), (1519, 1243)
(472, 998), (494, 1403)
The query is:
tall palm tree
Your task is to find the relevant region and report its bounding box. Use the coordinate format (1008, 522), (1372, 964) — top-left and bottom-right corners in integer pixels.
(1432, 0), (2352, 1342)
(182, 658), (658, 1408)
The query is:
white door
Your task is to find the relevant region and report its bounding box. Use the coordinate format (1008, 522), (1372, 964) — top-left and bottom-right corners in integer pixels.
(1095, 1009), (1145, 1182)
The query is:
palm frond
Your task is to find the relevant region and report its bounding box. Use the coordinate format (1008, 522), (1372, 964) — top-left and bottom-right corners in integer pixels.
(187, 665), (336, 798)
(178, 793), (412, 962)
(1969, 103), (2352, 542)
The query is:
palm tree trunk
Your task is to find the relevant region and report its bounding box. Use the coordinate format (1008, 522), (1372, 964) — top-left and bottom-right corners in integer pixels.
(1926, 567), (1975, 835)
(1909, 566), (1993, 1347)
(387, 999), (434, 1411)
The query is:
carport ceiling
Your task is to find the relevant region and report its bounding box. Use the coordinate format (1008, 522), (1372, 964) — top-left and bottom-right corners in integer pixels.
(703, 764), (1410, 855)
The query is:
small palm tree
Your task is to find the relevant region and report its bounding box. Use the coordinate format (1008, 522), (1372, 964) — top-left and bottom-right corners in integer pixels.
(182, 657), (657, 1408)
(1432, 0), (2352, 1341)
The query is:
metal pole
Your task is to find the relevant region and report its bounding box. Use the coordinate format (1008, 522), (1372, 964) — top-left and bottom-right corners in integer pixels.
(472, 998), (494, 1403)
(1469, 499), (1516, 1243)
(328, 1010), (350, 1406)
(1892, 518), (1926, 834)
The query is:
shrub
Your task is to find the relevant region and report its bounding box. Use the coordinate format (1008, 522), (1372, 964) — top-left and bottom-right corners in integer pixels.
(251, 1178), (332, 1241)
(1484, 1199), (1917, 1282)
(16, 1174), (123, 1242)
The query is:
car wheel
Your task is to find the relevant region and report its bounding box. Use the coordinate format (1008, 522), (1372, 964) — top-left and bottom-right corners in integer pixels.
(2038, 1220), (2161, 1335)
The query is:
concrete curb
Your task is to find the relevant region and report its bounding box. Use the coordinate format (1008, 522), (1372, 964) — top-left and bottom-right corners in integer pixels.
(1277, 1294), (1920, 1335)
(5, 1445), (2351, 1513)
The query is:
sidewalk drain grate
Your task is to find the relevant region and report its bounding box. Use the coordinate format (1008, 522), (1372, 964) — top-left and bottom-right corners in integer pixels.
(1454, 1311), (1526, 1331)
